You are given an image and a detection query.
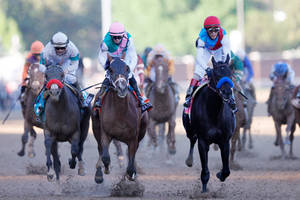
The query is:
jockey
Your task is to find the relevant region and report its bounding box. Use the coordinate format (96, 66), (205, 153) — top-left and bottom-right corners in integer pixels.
(267, 61), (295, 115)
(269, 61), (294, 84)
(145, 43), (175, 80)
(35, 32), (90, 121)
(95, 21), (153, 113)
(145, 44), (179, 102)
(183, 16), (236, 112)
(20, 40), (44, 101)
(236, 49), (256, 101)
(141, 46), (153, 67)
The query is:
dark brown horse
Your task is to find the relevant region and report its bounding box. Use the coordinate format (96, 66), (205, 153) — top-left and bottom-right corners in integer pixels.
(268, 78), (295, 158)
(145, 55), (178, 154)
(43, 65), (90, 193)
(18, 63), (44, 157)
(92, 58), (148, 184)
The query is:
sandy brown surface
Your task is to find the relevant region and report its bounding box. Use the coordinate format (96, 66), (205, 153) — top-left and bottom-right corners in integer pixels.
(0, 88), (300, 200)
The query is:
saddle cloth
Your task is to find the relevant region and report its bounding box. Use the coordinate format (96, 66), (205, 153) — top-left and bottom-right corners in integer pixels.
(184, 80), (208, 119)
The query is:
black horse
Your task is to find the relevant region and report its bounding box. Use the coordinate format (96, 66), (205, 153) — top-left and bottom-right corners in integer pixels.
(183, 55), (236, 193)
(43, 65), (90, 192)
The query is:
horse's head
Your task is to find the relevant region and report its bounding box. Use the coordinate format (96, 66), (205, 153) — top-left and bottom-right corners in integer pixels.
(274, 79), (291, 110)
(152, 55), (169, 93)
(45, 65), (64, 101)
(107, 57), (130, 98)
(210, 55), (234, 103)
(29, 63), (45, 95)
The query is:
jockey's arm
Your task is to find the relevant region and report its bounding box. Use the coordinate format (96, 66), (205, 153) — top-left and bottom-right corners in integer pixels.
(243, 56), (254, 82)
(124, 38), (137, 73)
(221, 35), (231, 62)
(194, 38), (209, 79)
(22, 62), (30, 85)
(98, 42), (109, 69)
(168, 59), (175, 76)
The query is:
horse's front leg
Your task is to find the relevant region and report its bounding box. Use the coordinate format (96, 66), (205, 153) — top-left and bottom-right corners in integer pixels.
(44, 129), (55, 182)
(69, 130), (80, 169)
(217, 141), (230, 182)
(101, 133), (111, 174)
(127, 140), (138, 181)
(167, 115), (176, 155)
(198, 138), (209, 193)
(18, 120), (30, 156)
(274, 122), (285, 157)
(27, 127), (37, 158)
(147, 119), (157, 148)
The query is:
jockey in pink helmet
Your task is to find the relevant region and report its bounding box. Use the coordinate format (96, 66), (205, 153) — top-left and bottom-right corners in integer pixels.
(183, 16), (236, 112)
(96, 22), (152, 113)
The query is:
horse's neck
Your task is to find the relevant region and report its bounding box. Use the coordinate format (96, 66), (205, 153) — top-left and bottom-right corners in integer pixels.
(107, 91), (131, 111)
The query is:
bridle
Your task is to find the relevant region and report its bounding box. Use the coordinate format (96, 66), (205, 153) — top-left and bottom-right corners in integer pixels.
(207, 64), (234, 104)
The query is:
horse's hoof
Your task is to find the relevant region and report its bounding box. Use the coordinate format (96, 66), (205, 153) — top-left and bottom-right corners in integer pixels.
(17, 150), (25, 157)
(28, 152), (36, 158)
(274, 141), (279, 146)
(127, 172), (136, 181)
(185, 158), (193, 167)
(68, 158), (76, 169)
(78, 168), (85, 176)
(168, 147), (176, 155)
(47, 174), (55, 182)
(216, 171), (229, 182)
(95, 167), (103, 184)
(104, 167), (110, 174)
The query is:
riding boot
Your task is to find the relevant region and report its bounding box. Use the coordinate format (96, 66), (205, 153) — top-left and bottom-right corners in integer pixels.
(94, 77), (110, 109)
(129, 76), (153, 113)
(73, 83), (93, 108)
(266, 86), (274, 116)
(183, 78), (199, 108)
(34, 86), (48, 122)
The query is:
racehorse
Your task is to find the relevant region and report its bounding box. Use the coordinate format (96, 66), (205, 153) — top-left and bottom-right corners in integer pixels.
(92, 57), (148, 183)
(43, 65), (90, 189)
(241, 82), (256, 150)
(268, 77), (295, 158)
(18, 63), (44, 157)
(145, 55), (178, 154)
(183, 55), (236, 192)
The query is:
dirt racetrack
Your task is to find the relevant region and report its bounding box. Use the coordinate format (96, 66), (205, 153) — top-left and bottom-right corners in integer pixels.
(0, 88), (300, 200)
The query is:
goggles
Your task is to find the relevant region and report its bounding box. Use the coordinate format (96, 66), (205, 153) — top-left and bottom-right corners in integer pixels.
(112, 36), (123, 40)
(207, 27), (220, 33)
(55, 47), (66, 50)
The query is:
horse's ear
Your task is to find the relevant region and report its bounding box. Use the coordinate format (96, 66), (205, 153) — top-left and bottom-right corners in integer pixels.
(211, 56), (217, 67)
(225, 54), (230, 64)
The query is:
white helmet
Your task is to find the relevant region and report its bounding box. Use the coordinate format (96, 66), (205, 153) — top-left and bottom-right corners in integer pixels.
(51, 32), (69, 48)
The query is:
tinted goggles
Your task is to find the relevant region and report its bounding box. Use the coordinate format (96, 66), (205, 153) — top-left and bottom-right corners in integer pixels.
(55, 47), (66, 50)
(112, 36), (123, 40)
(207, 27), (220, 33)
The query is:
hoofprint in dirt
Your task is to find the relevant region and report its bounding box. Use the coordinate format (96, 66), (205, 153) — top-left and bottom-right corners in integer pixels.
(0, 89), (300, 199)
